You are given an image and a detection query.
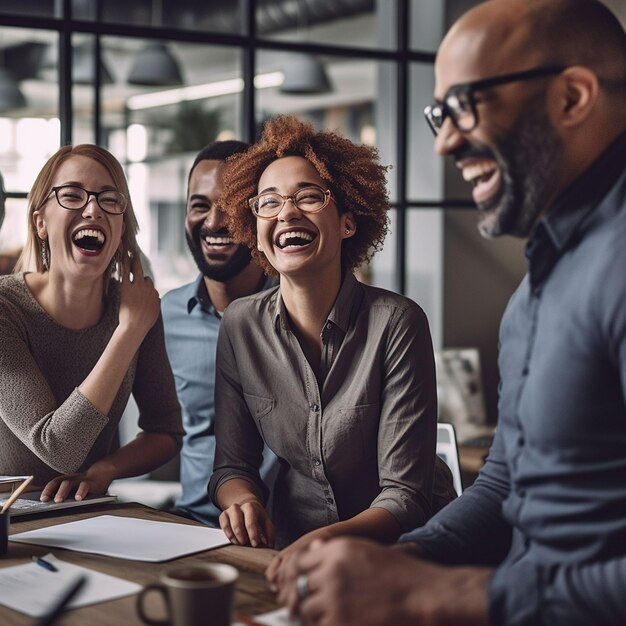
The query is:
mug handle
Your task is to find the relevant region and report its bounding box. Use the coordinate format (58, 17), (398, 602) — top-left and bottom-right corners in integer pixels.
(136, 583), (171, 626)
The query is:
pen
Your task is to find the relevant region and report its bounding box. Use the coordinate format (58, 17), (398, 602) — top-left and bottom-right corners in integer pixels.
(37, 575), (86, 626)
(32, 556), (58, 572)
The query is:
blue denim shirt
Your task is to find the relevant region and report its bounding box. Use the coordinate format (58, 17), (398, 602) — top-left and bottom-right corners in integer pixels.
(401, 132), (626, 626)
(162, 274), (278, 526)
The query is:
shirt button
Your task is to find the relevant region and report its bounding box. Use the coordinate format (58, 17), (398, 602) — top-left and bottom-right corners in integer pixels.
(326, 322), (332, 330)
(326, 497), (334, 504)
(311, 404), (320, 412)
(313, 458), (321, 466)
(522, 367), (529, 376)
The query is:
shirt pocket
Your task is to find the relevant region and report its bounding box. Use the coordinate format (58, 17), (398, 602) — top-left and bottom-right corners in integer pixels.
(243, 392), (274, 421)
(324, 402), (380, 464)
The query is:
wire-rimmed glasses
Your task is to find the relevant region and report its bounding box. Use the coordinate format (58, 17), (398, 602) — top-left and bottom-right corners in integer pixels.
(248, 185), (333, 220)
(48, 185), (128, 215)
(424, 66), (566, 135)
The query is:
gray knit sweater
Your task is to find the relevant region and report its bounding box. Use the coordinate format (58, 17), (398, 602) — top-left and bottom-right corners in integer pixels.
(0, 272), (183, 485)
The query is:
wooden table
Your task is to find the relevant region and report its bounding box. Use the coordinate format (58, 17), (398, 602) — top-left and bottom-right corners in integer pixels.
(0, 502), (279, 625)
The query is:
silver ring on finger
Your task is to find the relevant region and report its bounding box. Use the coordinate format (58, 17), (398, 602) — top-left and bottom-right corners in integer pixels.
(296, 574), (310, 601)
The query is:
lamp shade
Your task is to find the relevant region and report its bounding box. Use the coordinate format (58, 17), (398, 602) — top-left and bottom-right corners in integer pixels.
(127, 43), (183, 87)
(0, 68), (26, 111)
(280, 53), (332, 95)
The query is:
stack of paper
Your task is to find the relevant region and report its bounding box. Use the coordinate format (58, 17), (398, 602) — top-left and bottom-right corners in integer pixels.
(0, 553), (141, 617)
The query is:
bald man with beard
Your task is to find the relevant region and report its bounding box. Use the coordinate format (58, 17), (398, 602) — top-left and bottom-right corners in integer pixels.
(273, 1), (626, 625)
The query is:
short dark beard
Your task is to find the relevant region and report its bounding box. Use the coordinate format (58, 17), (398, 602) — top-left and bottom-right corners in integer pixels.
(474, 100), (564, 238)
(185, 228), (252, 282)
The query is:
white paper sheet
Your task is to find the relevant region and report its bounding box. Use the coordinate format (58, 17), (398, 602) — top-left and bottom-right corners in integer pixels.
(9, 514), (230, 562)
(0, 553), (141, 617)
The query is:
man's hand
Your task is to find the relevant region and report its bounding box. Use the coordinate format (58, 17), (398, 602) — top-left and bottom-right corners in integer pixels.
(266, 526), (332, 587)
(276, 537), (491, 626)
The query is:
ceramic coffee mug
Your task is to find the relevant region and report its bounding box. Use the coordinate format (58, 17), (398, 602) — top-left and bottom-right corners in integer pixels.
(136, 562), (238, 626)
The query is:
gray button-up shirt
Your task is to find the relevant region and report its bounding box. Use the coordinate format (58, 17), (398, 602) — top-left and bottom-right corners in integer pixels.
(209, 273), (446, 547)
(401, 132), (626, 626)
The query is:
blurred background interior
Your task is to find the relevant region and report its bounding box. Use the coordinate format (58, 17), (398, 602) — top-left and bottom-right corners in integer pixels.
(1, 0), (624, 502)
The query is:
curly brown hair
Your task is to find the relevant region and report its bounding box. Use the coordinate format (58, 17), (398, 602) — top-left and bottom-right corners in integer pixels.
(219, 115), (390, 277)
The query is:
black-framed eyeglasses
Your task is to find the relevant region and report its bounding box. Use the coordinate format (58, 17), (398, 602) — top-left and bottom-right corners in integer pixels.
(424, 66), (566, 135)
(248, 185), (334, 220)
(48, 185), (128, 215)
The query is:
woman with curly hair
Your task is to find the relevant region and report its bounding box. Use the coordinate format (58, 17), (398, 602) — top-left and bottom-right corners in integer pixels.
(208, 116), (455, 578)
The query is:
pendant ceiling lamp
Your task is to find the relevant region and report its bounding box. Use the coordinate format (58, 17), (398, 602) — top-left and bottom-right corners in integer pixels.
(280, 53), (332, 95)
(0, 67), (26, 112)
(127, 42), (183, 87)
(127, 0), (183, 87)
(278, 0), (332, 95)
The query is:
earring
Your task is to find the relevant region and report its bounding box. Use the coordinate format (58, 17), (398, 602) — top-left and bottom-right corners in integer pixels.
(40, 238), (49, 271)
(344, 228), (351, 234)
(108, 249), (121, 280)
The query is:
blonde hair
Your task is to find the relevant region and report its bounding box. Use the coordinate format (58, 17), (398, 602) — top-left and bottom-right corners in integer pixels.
(15, 144), (139, 280)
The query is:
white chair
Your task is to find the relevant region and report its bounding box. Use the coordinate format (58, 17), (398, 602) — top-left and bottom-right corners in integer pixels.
(437, 422), (463, 497)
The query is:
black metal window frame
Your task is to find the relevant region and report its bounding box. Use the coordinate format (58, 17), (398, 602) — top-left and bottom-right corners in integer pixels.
(0, 0), (474, 293)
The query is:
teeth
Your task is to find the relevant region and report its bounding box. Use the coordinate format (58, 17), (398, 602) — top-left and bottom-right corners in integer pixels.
(278, 231), (314, 248)
(73, 229), (105, 243)
(205, 236), (233, 245)
(462, 161), (497, 183)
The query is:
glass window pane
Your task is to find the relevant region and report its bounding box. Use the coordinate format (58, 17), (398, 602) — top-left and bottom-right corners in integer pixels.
(95, 38), (241, 291)
(406, 208), (444, 348)
(257, 0), (397, 50)
(369, 207), (396, 292)
(408, 62), (442, 201)
(79, 0), (244, 35)
(0, 27), (59, 194)
(0, 1), (58, 18)
(410, 0), (444, 52)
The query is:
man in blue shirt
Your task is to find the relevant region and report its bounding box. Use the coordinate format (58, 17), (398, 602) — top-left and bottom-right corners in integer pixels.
(162, 140), (277, 526)
(275, 1), (626, 624)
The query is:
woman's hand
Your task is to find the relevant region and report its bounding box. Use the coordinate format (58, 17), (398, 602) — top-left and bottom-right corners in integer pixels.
(117, 252), (160, 337)
(266, 527), (331, 588)
(219, 499), (275, 548)
(40, 464), (114, 503)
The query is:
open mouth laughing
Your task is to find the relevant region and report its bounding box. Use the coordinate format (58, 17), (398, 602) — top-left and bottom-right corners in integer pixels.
(72, 227), (106, 254)
(459, 159), (502, 205)
(275, 229), (316, 250)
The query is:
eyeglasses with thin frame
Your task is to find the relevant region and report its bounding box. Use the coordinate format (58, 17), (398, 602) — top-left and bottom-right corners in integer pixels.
(47, 185), (128, 215)
(248, 185), (334, 220)
(424, 66), (566, 135)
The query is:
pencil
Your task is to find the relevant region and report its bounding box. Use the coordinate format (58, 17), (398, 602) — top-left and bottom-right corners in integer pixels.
(1, 476), (34, 513)
(37, 575), (86, 626)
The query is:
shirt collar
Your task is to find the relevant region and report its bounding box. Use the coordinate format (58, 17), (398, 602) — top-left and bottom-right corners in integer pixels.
(189, 273), (277, 316)
(525, 130), (626, 289)
(187, 274), (216, 315)
(273, 272), (361, 334)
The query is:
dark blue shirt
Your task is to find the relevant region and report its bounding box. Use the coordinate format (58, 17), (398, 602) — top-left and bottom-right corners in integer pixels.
(162, 274), (278, 526)
(401, 132), (626, 626)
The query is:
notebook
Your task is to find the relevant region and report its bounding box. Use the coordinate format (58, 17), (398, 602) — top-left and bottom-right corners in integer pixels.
(0, 491), (117, 518)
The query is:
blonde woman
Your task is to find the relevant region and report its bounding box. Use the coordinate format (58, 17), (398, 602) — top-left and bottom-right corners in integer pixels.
(0, 144), (183, 502)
